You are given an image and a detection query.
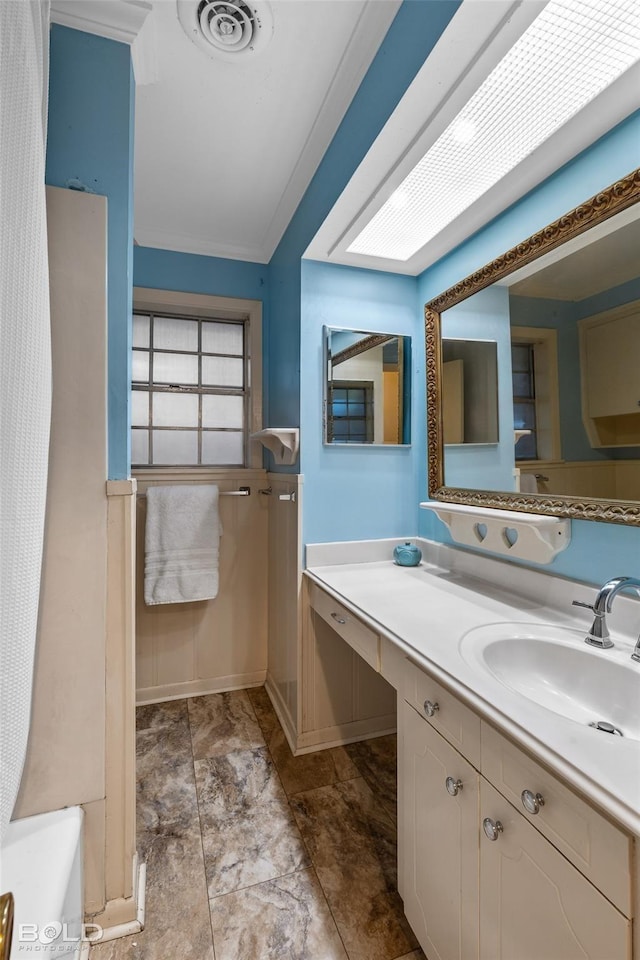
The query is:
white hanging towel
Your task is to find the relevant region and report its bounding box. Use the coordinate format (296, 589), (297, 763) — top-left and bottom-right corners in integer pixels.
(519, 473), (540, 494)
(144, 484), (221, 605)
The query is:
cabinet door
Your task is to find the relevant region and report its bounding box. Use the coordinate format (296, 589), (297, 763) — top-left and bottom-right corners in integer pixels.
(479, 780), (630, 960)
(585, 313), (640, 418)
(402, 701), (479, 960)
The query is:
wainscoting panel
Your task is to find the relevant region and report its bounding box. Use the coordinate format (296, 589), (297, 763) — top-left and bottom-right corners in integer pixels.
(265, 473), (304, 743)
(518, 460), (640, 500)
(135, 469), (269, 704)
(613, 460), (640, 501)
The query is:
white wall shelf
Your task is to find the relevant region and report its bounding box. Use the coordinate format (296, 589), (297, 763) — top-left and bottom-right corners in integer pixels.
(252, 428), (299, 466)
(420, 501), (571, 565)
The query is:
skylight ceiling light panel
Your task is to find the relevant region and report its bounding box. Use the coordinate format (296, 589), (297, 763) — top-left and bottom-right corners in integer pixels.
(347, 0), (640, 262)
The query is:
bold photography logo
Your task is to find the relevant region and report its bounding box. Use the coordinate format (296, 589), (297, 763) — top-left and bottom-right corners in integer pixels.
(18, 921), (103, 948)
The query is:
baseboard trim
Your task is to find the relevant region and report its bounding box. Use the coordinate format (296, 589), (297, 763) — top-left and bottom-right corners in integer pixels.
(87, 857), (146, 945)
(136, 671), (267, 705)
(263, 675), (397, 755)
(264, 674), (298, 754)
(295, 714), (397, 754)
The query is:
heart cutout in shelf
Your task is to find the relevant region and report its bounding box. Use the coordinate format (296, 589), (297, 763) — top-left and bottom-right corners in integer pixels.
(474, 522), (488, 543)
(503, 527), (519, 548)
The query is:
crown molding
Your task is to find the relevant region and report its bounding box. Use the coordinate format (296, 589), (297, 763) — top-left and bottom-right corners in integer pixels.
(133, 229), (270, 265)
(51, 0), (151, 45)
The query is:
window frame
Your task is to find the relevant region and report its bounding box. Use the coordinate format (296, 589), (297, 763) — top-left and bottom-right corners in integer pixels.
(511, 325), (561, 464)
(131, 287), (263, 471)
(328, 379), (375, 443)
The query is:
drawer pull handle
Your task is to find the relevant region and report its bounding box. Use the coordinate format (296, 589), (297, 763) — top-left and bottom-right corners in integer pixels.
(423, 699), (439, 718)
(521, 789), (545, 815)
(445, 777), (463, 796)
(483, 817), (504, 841)
(331, 612), (347, 625)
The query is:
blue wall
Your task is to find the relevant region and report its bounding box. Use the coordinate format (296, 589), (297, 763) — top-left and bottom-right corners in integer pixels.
(301, 260), (420, 545)
(47, 25), (134, 480)
(268, 0), (461, 474)
(417, 111), (640, 585)
(134, 246), (267, 301)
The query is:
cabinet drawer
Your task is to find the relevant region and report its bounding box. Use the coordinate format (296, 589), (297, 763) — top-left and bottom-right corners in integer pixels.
(482, 722), (632, 916)
(310, 584), (380, 671)
(404, 660), (481, 768)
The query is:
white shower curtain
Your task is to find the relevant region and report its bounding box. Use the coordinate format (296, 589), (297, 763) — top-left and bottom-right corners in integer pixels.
(0, 1), (52, 840)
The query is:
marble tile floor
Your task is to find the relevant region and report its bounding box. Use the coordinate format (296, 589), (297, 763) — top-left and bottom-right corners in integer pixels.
(91, 688), (425, 960)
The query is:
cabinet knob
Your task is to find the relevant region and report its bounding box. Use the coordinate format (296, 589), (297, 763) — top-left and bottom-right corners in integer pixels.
(445, 776), (463, 796)
(423, 699), (439, 718)
(330, 612), (347, 625)
(483, 817), (504, 841)
(521, 789), (545, 815)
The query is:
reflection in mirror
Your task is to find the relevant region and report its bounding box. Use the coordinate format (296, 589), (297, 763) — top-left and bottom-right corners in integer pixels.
(442, 339), (498, 445)
(426, 169), (640, 525)
(441, 207), (640, 497)
(324, 327), (411, 445)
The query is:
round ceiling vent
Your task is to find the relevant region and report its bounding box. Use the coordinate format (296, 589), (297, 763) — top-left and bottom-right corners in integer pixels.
(177, 0), (273, 62)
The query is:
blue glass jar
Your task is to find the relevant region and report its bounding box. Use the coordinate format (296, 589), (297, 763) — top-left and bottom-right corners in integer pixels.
(393, 541), (422, 566)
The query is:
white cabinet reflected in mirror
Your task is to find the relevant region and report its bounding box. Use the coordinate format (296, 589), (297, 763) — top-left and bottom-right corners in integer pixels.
(442, 339), (498, 445)
(324, 327), (411, 445)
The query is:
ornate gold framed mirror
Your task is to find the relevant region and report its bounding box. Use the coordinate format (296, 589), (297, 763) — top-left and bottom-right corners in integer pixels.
(425, 167), (640, 526)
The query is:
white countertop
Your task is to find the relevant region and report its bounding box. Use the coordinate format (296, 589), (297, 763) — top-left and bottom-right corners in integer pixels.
(306, 543), (640, 835)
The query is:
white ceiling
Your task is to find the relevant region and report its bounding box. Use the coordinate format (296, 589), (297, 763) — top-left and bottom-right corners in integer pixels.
(131, 0), (400, 262)
(51, 0), (640, 274)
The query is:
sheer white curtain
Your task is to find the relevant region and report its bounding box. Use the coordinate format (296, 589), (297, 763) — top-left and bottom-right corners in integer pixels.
(0, 0), (52, 840)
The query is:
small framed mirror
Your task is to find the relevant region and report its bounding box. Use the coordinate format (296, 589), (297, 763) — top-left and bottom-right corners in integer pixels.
(324, 327), (411, 445)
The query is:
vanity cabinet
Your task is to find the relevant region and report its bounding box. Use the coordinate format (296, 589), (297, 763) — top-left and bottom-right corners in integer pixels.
(403, 700), (479, 960)
(301, 582), (396, 751)
(311, 584), (380, 671)
(401, 663), (632, 960)
(479, 779), (630, 959)
(481, 721), (632, 915)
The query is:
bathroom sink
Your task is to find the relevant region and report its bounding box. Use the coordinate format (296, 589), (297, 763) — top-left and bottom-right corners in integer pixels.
(459, 623), (640, 739)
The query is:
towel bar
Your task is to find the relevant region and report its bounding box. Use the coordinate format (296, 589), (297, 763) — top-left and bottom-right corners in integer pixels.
(138, 486), (251, 498)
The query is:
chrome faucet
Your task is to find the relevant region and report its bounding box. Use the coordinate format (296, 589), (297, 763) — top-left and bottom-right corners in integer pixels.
(573, 576), (640, 650)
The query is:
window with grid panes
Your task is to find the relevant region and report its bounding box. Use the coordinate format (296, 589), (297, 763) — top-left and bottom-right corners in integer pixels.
(131, 312), (249, 467)
(328, 381), (374, 442)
